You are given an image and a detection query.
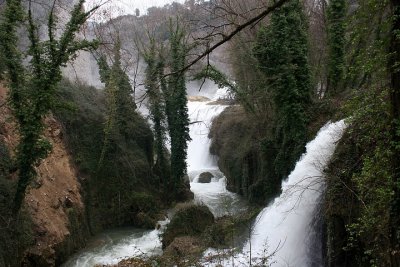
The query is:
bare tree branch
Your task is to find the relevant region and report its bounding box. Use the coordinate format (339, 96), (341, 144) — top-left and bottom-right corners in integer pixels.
(178, 0), (289, 74)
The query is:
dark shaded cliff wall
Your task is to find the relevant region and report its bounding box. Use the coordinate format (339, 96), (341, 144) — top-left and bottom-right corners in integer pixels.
(209, 106), (281, 204)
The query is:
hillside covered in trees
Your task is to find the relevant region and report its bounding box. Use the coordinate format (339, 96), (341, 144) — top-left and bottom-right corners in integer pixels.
(0, 0), (399, 266)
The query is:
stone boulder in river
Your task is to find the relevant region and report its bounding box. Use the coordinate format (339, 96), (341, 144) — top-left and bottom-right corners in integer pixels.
(198, 172), (214, 183)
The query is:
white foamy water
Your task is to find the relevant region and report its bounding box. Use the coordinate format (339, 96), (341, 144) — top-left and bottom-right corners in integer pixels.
(187, 88), (246, 217)
(203, 120), (346, 267)
(187, 101), (226, 172)
(61, 218), (169, 267)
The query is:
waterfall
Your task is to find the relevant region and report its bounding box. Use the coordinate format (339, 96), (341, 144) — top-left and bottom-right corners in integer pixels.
(204, 120), (346, 267)
(63, 86), (344, 266)
(187, 88), (247, 218)
(187, 101), (226, 172)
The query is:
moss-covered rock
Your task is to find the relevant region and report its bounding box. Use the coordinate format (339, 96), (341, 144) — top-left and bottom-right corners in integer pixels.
(198, 172), (213, 183)
(325, 97), (394, 267)
(174, 178), (194, 202)
(209, 106), (281, 204)
(162, 203), (214, 248)
(202, 207), (261, 249)
(161, 236), (203, 266)
(209, 103), (331, 205)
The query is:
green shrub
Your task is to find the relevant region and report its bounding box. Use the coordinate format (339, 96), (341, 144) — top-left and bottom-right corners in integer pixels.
(326, 87), (394, 266)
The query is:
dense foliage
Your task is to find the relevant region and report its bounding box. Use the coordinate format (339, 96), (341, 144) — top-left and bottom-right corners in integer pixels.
(324, 0), (400, 265)
(143, 40), (169, 187)
(54, 80), (156, 231)
(254, 0), (311, 180)
(165, 22), (191, 197)
(97, 42), (145, 169)
(0, 139), (33, 266)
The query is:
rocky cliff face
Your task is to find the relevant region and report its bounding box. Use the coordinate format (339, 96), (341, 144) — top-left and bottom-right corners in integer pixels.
(0, 84), (88, 266)
(209, 105), (281, 204)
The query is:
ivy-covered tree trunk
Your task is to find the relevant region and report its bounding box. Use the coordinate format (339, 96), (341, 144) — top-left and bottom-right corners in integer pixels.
(166, 22), (190, 197)
(254, 0), (312, 179)
(389, 0), (400, 264)
(97, 40), (150, 172)
(326, 0), (347, 95)
(0, 0), (98, 213)
(143, 41), (168, 187)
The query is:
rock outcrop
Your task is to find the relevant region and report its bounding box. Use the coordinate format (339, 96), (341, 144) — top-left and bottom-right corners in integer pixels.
(198, 172), (213, 183)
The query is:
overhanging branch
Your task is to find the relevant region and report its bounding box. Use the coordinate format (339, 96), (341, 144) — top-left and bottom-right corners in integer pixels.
(179, 0), (289, 74)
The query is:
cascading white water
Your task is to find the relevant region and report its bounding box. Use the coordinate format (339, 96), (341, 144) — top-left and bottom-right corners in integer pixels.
(204, 120), (346, 267)
(62, 218), (169, 267)
(187, 101), (226, 172)
(187, 89), (247, 217)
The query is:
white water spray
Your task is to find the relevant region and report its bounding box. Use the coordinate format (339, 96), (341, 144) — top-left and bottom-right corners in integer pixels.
(204, 120), (346, 266)
(187, 88), (247, 217)
(61, 218), (169, 267)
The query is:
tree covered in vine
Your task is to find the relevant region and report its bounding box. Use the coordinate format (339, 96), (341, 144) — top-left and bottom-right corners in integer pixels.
(253, 0), (312, 179)
(96, 40), (151, 171)
(166, 21), (191, 195)
(143, 39), (169, 186)
(0, 0), (99, 213)
(326, 0), (347, 95)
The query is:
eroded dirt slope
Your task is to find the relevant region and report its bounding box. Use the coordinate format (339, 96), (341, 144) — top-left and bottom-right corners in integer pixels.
(0, 84), (85, 266)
